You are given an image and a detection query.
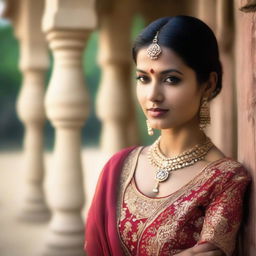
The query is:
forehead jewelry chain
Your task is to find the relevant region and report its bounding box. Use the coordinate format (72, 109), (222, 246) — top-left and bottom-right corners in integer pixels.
(147, 31), (162, 60)
(148, 136), (214, 193)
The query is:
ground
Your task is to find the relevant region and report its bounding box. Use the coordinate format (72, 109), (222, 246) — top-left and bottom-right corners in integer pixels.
(0, 148), (109, 256)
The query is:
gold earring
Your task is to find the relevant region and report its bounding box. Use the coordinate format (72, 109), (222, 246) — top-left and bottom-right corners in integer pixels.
(146, 120), (154, 136)
(199, 97), (210, 130)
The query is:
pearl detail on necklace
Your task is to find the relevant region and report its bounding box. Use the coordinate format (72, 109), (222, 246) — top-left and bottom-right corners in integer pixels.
(148, 135), (213, 193)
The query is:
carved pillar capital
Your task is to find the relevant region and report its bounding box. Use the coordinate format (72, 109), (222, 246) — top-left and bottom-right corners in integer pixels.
(42, 0), (96, 32)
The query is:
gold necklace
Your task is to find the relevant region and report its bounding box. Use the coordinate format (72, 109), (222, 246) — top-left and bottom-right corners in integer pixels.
(148, 136), (213, 193)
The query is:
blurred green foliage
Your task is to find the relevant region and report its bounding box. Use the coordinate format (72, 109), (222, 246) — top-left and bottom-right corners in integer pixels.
(0, 24), (23, 150)
(0, 15), (157, 151)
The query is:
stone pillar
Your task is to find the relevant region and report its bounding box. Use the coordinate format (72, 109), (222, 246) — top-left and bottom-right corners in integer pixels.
(4, 0), (50, 221)
(197, 0), (229, 155)
(17, 69), (49, 221)
(235, 1), (256, 255)
(215, 0), (236, 157)
(197, 0), (217, 30)
(198, 0), (236, 157)
(138, 0), (195, 24)
(96, 0), (138, 154)
(41, 1), (96, 255)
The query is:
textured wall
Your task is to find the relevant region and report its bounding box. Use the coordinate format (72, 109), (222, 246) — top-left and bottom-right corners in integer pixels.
(235, 0), (256, 255)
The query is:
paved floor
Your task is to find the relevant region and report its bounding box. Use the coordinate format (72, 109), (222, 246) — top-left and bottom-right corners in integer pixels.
(0, 148), (109, 256)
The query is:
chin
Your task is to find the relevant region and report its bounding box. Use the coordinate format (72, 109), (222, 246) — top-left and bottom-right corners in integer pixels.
(151, 121), (175, 130)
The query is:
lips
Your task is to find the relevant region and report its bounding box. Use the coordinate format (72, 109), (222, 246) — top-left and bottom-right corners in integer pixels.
(147, 108), (169, 118)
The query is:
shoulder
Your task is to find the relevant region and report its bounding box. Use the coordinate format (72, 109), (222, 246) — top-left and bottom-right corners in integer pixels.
(209, 157), (251, 185)
(94, 146), (141, 192)
(205, 145), (251, 180)
(202, 158), (252, 205)
(101, 146), (142, 176)
(107, 146), (142, 165)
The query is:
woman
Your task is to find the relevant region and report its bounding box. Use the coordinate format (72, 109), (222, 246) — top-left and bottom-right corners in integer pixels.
(85, 16), (251, 256)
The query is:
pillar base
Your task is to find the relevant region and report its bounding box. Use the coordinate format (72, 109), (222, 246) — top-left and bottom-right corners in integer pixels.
(41, 248), (85, 256)
(41, 231), (85, 256)
(18, 201), (50, 222)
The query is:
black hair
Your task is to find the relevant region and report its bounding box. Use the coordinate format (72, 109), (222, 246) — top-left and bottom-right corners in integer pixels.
(132, 16), (222, 99)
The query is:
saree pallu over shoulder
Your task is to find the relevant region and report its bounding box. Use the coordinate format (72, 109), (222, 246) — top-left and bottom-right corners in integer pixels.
(84, 146), (138, 256)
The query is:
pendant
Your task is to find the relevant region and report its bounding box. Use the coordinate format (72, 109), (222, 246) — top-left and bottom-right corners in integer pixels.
(153, 181), (159, 193)
(155, 169), (169, 182)
(153, 169), (170, 193)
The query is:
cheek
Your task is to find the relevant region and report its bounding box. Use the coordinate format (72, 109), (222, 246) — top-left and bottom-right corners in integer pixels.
(167, 84), (201, 110)
(179, 91), (197, 105)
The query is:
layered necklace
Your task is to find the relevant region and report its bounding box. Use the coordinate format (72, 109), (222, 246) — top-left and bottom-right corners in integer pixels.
(147, 135), (213, 193)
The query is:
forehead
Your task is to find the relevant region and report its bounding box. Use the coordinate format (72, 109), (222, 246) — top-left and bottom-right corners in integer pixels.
(136, 46), (187, 72)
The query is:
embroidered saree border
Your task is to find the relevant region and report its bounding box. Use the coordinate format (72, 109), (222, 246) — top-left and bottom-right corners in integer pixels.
(116, 147), (243, 255)
(116, 147), (144, 256)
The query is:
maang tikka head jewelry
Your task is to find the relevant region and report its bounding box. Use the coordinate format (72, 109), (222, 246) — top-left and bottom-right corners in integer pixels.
(147, 31), (162, 60)
(199, 97), (211, 130)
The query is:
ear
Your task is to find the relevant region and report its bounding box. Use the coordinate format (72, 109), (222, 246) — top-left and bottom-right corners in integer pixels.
(203, 72), (217, 99)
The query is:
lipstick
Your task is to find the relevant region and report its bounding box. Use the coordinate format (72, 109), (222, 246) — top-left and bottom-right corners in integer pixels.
(147, 108), (169, 118)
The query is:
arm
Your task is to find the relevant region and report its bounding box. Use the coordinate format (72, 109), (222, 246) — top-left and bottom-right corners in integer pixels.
(174, 242), (225, 256)
(176, 166), (250, 256)
(197, 167), (250, 256)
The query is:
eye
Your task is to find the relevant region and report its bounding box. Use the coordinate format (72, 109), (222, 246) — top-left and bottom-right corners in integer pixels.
(136, 75), (150, 84)
(165, 76), (181, 85)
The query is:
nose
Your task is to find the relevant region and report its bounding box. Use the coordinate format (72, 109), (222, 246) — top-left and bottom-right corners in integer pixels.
(147, 81), (164, 103)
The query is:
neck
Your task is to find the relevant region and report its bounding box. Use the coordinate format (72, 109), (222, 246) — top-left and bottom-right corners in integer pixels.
(159, 123), (206, 158)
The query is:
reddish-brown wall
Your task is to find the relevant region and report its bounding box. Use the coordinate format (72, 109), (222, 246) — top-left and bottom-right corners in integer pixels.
(235, 1), (256, 255)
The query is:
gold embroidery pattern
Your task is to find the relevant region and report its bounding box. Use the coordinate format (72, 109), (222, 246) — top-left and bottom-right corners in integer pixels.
(116, 147), (141, 220)
(123, 221), (132, 238)
(117, 152), (250, 256)
(199, 167), (250, 256)
(124, 181), (167, 219)
(139, 160), (249, 255)
(116, 147), (143, 256)
(120, 207), (127, 222)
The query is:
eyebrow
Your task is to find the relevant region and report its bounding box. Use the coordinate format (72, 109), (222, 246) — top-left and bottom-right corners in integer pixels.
(136, 68), (183, 75)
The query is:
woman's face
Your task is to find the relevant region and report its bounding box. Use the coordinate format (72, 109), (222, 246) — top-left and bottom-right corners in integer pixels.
(136, 46), (206, 131)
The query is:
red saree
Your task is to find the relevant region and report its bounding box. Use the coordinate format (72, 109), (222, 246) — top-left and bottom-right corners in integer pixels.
(84, 147), (251, 256)
(85, 146), (137, 256)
